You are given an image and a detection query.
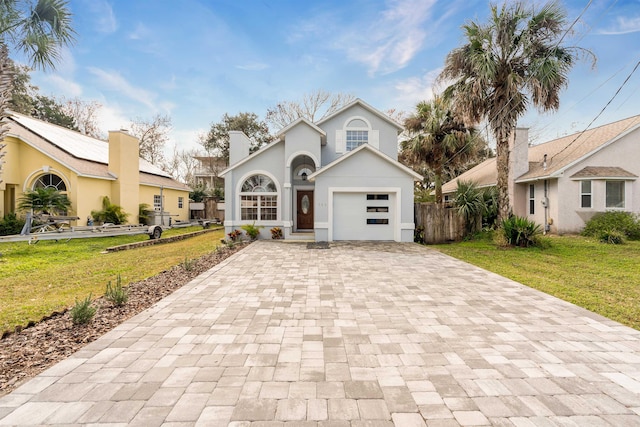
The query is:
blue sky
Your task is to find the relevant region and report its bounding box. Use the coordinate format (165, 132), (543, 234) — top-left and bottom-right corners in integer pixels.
(25, 0), (640, 152)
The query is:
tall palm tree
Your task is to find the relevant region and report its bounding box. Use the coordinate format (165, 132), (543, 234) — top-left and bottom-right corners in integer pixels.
(440, 1), (587, 222)
(401, 95), (482, 204)
(0, 0), (75, 183)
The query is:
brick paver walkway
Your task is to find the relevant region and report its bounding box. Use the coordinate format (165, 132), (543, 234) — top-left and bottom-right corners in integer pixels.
(1, 241), (640, 426)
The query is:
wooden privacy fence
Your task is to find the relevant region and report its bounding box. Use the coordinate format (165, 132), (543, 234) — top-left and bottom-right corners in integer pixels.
(415, 202), (480, 244)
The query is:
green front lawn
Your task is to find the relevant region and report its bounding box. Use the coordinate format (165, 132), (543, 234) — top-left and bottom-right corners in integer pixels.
(432, 234), (640, 330)
(0, 227), (225, 332)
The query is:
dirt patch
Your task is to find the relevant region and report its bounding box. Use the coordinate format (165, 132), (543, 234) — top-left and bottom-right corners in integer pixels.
(0, 242), (247, 396)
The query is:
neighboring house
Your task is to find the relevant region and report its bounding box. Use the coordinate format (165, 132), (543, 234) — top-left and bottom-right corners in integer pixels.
(442, 115), (640, 234)
(0, 112), (191, 225)
(221, 99), (422, 242)
(193, 155), (226, 191)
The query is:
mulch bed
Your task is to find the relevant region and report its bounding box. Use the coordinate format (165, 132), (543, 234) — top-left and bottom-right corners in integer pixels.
(0, 242), (247, 396)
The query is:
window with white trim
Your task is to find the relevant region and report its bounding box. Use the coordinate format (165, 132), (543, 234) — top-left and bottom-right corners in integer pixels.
(346, 130), (368, 151)
(33, 173), (67, 191)
(580, 180), (591, 208)
(178, 197), (184, 209)
(528, 184), (535, 215)
(154, 195), (162, 211)
(606, 181), (625, 208)
(240, 174), (278, 221)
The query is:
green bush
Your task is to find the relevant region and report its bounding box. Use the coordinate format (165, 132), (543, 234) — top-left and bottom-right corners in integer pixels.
(598, 229), (626, 245)
(582, 211), (640, 241)
(241, 222), (263, 240)
(105, 275), (128, 307)
(70, 294), (97, 325)
(499, 215), (542, 247)
(0, 213), (25, 236)
(181, 256), (196, 271)
(91, 196), (129, 225)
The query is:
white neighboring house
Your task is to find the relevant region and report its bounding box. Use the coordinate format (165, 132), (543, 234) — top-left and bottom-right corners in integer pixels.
(221, 99), (422, 242)
(442, 115), (640, 234)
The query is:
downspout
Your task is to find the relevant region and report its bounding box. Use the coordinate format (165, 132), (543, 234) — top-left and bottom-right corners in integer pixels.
(544, 179), (549, 234)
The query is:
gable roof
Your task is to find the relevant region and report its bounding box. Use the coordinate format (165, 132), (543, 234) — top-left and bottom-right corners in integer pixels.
(442, 114), (640, 193)
(7, 112), (190, 191)
(315, 98), (404, 132)
(308, 143), (423, 181)
(219, 139), (283, 177)
(276, 117), (326, 138)
(570, 166), (637, 179)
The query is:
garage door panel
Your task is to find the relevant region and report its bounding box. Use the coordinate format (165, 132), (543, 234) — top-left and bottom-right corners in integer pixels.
(333, 192), (395, 241)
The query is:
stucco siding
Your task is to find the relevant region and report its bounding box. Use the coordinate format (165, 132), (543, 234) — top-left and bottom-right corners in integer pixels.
(320, 104), (400, 164)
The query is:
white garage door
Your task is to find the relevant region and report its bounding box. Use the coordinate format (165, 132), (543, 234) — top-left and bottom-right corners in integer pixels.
(333, 192), (395, 241)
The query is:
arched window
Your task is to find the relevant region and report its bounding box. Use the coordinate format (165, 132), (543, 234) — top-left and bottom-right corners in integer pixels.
(345, 119), (369, 151)
(33, 173), (67, 191)
(240, 174), (277, 221)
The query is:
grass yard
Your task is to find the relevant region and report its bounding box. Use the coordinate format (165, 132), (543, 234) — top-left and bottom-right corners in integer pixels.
(432, 234), (640, 330)
(0, 226), (225, 332)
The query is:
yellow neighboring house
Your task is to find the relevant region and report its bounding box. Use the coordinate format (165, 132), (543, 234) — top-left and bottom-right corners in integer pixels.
(0, 112), (191, 225)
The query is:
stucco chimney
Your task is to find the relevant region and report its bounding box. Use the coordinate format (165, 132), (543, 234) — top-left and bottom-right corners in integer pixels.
(229, 131), (251, 165)
(108, 130), (140, 224)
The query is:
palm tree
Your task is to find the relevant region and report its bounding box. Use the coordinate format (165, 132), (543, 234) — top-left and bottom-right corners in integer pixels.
(440, 1), (588, 222)
(18, 187), (71, 215)
(401, 95), (483, 204)
(0, 0), (75, 183)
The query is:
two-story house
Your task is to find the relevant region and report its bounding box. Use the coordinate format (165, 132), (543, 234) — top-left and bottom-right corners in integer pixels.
(221, 99), (422, 242)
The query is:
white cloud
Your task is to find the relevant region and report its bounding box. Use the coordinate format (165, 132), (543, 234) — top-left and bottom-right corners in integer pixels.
(84, 0), (117, 34)
(290, 0), (436, 76)
(599, 15), (640, 35)
(393, 68), (442, 110)
(128, 22), (151, 40)
(235, 62), (270, 71)
(87, 67), (158, 111)
(44, 75), (83, 97)
(95, 103), (129, 133)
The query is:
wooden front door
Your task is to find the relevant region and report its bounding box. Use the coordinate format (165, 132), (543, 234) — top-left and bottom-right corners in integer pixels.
(296, 190), (314, 230)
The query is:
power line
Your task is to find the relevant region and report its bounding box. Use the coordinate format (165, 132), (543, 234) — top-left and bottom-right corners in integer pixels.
(551, 58), (640, 162)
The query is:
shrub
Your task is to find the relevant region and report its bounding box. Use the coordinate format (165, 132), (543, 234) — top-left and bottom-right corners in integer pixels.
(70, 294), (97, 325)
(138, 203), (151, 225)
(105, 275), (128, 307)
(181, 256), (196, 271)
(414, 225), (425, 244)
(270, 227), (283, 240)
(582, 211), (640, 241)
(91, 196), (129, 225)
(241, 223), (263, 240)
(228, 229), (242, 242)
(0, 213), (25, 236)
(598, 229), (625, 245)
(499, 215), (542, 247)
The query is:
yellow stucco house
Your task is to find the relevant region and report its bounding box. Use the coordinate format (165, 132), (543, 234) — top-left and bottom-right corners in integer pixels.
(0, 112), (191, 225)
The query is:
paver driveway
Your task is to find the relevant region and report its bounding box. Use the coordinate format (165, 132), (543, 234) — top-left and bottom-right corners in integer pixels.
(1, 241), (640, 426)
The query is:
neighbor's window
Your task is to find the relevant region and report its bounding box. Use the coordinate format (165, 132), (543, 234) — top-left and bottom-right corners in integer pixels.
(240, 174), (278, 221)
(606, 181), (625, 208)
(178, 197), (184, 209)
(153, 194), (162, 211)
(580, 180), (592, 208)
(346, 130), (368, 151)
(529, 184), (535, 215)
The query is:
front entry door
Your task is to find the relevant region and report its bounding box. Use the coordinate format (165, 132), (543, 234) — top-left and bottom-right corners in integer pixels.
(296, 190), (314, 230)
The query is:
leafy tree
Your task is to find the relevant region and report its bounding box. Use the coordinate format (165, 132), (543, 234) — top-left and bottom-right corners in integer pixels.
(200, 112), (271, 165)
(31, 94), (77, 129)
(401, 96), (484, 204)
(130, 114), (172, 165)
(8, 61), (36, 114)
(0, 0), (76, 184)
(17, 187), (71, 215)
(265, 90), (355, 130)
(440, 1), (591, 222)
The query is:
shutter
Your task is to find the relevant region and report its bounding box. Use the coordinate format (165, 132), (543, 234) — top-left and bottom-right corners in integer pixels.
(335, 130), (345, 154)
(369, 130), (379, 149)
